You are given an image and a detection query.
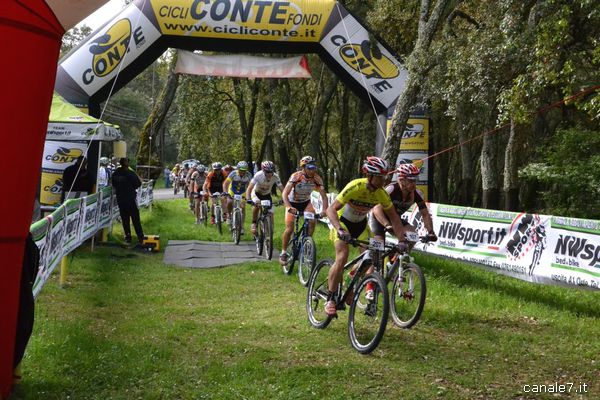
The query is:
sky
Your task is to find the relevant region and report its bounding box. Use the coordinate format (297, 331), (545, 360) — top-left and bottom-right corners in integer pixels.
(77, 0), (127, 30)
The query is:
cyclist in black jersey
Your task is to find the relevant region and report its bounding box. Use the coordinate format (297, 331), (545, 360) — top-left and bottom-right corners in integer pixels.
(371, 163), (437, 243)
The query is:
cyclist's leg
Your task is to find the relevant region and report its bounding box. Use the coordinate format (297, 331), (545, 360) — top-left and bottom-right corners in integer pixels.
(194, 193), (201, 220)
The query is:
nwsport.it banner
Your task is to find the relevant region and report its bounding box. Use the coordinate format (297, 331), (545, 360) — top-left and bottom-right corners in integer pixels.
(403, 204), (600, 290)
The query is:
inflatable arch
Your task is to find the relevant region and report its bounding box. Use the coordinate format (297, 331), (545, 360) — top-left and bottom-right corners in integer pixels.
(56, 0), (407, 114)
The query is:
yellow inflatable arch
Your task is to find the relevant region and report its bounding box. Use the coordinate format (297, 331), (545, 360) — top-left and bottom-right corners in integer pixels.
(55, 0), (407, 115)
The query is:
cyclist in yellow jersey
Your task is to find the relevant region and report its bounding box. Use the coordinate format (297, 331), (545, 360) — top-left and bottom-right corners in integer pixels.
(324, 157), (406, 317)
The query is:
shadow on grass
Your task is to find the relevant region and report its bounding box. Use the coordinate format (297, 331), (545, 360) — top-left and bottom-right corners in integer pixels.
(417, 254), (600, 319)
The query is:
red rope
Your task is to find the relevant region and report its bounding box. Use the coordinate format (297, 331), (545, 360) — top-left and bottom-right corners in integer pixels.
(417, 84), (600, 163)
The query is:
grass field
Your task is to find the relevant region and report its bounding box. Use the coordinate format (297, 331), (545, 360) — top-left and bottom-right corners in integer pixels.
(11, 199), (599, 399)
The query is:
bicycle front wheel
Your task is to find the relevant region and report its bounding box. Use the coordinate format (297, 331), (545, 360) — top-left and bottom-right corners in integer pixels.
(232, 209), (241, 244)
(348, 273), (389, 354)
(256, 218), (264, 256)
(298, 236), (316, 287)
(390, 262), (426, 329)
(215, 207), (223, 235)
(263, 216), (273, 260)
(306, 259), (335, 329)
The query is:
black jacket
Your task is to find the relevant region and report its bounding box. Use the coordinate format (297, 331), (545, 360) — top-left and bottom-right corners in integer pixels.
(112, 167), (142, 204)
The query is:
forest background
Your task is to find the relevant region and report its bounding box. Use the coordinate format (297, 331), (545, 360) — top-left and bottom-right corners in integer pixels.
(60, 0), (600, 219)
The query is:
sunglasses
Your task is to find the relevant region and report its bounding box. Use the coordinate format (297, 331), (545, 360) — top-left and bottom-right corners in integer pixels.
(305, 165), (317, 170)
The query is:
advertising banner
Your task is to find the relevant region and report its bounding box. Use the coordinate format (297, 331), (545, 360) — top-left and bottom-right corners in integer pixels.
(80, 193), (99, 241)
(404, 204), (600, 290)
(98, 187), (113, 228)
(60, 4), (162, 97)
(63, 198), (83, 254)
(151, 0), (335, 42)
(320, 6), (407, 111)
(46, 206), (66, 275)
(31, 218), (51, 297)
(176, 50), (312, 78)
(40, 141), (89, 206)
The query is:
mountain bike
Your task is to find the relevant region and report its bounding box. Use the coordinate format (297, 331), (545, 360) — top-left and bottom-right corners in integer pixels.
(282, 210), (318, 286)
(306, 237), (390, 354)
(211, 193), (223, 235)
(252, 199), (276, 260)
(230, 194), (244, 245)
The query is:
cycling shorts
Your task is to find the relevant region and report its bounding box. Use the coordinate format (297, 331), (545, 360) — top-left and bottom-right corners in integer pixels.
(330, 215), (369, 243)
(285, 200), (314, 224)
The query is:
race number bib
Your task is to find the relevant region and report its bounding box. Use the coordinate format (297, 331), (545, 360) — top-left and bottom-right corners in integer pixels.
(405, 231), (419, 242)
(303, 211), (315, 220)
(234, 194), (243, 201)
(260, 200), (271, 207)
(369, 237), (385, 251)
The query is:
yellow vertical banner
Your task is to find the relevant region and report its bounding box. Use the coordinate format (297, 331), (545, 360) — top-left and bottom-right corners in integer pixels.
(387, 117), (431, 201)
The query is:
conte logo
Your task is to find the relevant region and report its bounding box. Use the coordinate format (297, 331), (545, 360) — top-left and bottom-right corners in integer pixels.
(45, 147), (83, 164)
(44, 178), (63, 194)
(89, 19), (132, 78)
(339, 40), (399, 80)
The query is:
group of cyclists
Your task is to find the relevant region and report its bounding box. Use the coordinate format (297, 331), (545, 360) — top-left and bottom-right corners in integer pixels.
(170, 154), (437, 318)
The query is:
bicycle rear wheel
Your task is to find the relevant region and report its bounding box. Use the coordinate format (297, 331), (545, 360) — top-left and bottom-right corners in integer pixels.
(283, 239), (298, 275)
(263, 216), (273, 260)
(306, 259), (335, 329)
(298, 236), (316, 287)
(390, 262), (426, 329)
(348, 273), (389, 354)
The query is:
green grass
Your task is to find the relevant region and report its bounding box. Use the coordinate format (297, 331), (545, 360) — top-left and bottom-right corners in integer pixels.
(11, 199), (600, 399)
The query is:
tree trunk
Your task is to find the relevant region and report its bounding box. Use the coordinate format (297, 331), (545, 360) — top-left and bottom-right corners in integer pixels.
(309, 74), (338, 158)
(233, 78), (261, 167)
(457, 103), (474, 205)
(382, 0), (454, 166)
(137, 53), (179, 177)
(503, 119), (519, 211)
(480, 122), (500, 210)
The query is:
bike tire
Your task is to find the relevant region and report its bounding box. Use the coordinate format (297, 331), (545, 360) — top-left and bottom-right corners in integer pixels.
(201, 203), (208, 227)
(264, 215), (273, 260)
(215, 207), (223, 235)
(306, 259), (335, 329)
(298, 236), (316, 287)
(233, 209), (241, 244)
(256, 218), (264, 256)
(390, 262), (426, 329)
(283, 238), (298, 275)
(348, 272), (389, 354)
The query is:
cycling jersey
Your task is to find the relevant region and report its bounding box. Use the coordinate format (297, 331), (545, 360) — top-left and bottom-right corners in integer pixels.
(251, 170), (282, 195)
(191, 171), (207, 192)
(225, 170), (252, 195)
(336, 178), (393, 223)
(385, 183), (427, 214)
(286, 171), (323, 203)
(205, 170), (227, 193)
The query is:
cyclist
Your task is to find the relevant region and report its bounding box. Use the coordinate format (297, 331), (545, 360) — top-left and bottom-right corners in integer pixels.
(186, 164), (197, 211)
(324, 156), (406, 317)
(203, 162), (228, 225)
(171, 163), (181, 189)
(223, 161), (253, 234)
(370, 163), (437, 246)
(245, 161), (284, 236)
(280, 155), (329, 266)
(223, 164), (234, 176)
(191, 164), (208, 224)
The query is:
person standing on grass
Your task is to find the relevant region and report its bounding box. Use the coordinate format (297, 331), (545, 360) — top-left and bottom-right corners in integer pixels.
(112, 157), (145, 245)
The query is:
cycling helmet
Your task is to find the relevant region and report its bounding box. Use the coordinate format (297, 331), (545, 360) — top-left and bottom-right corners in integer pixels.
(397, 163), (420, 180)
(299, 155), (316, 167)
(237, 161), (248, 171)
(223, 164), (233, 172)
(99, 157), (109, 165)
(197, 164), (206, 173)
(212, 162), (222, 170)
(261, 161), (275, 172)
(362, 156), (389, 176)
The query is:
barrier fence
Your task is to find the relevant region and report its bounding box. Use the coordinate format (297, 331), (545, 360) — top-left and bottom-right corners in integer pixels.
(310, 192), (600, 291)
(30, 181), (154, 298)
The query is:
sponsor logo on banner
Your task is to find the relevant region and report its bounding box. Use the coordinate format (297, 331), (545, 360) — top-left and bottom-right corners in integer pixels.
(152, 0), (334, 42)
(505, 214), (547, 275)
(320, 14), (407, 110)
(40, 171), (64, 206)
(45, 147), (83, 164)
(60, 6), (161, 96)
(339, 40), (399, 80)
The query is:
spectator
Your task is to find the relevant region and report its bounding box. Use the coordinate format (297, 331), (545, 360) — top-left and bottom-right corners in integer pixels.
(62, 155), (91, 202)
(97, 157), (110, 188)
(112, 158), (145, 245)
(164, 165), (171, 188)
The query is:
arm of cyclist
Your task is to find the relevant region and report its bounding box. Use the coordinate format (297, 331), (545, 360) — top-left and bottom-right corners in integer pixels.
(326, 199), (350, 241)
(373, 204), (406, 241)
(222, 177), (231, 195)
(421, 206), (437, 241)
(281, 182), (295, 213)
(316, 186), (329, 218)
(245, 182), (255, 205)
